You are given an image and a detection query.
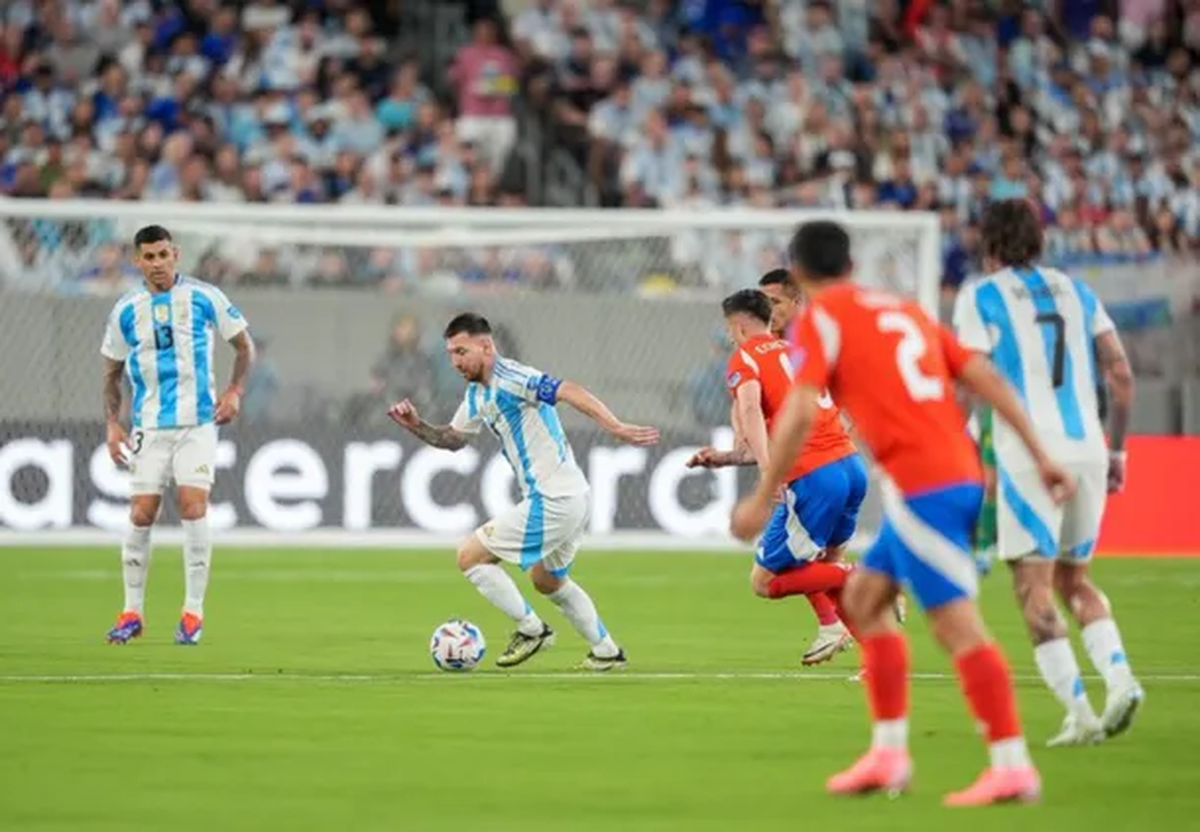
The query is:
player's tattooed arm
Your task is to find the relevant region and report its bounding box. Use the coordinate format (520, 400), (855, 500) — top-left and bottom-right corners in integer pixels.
(1095, 330), (1134, 453)
(408, 421), (470, 451)
(227, 330), (256, 395)
(102, 358), (124, 424)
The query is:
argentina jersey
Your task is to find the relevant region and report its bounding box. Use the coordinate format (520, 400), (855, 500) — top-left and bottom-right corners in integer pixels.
(954, 266), (1113, 465)
(450, 356), (589, 499)
(100, 275), (249, 429)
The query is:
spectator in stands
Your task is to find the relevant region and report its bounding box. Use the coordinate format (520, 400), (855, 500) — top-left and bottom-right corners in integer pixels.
(449, 17), (519, 177)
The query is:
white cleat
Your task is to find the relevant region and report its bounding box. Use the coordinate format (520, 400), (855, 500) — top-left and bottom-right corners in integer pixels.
(1101, 679), (1145, 738)
(1046, 714), (1105, 747)
(893, 593), (908, 625)
(802, 623), (852, 666)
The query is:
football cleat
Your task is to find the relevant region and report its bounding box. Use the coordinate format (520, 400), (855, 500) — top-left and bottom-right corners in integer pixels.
(1101, 679), (1144, 738)
(106, 611), (144, 644)
(1046, 713), (1104, 747)
(802, 623), (853, 666)
(580, 649), (628, 672)
(174, 612), (203, 645)
(943, 766), (1041, 806)
(827, 747), (913, 796)
(495, 624), (555, 668)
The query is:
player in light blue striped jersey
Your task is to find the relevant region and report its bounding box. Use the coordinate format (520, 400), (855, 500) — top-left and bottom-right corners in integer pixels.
(388, 313), (659, 671)
(101, 225), (256, 646)
(954, 200), (1142, 747)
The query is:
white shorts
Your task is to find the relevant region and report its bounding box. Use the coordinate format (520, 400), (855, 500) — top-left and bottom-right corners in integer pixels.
(475, 491), (590, 575)
(997, 461), (1107, 563)
(127, 423), (218, 495)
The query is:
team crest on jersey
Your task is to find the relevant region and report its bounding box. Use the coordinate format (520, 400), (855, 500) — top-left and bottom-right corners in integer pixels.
(153, 305), (170, 323)
(727, 372), (741, 388)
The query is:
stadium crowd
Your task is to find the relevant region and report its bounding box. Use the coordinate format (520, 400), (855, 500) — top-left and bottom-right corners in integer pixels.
(0, 0), (1198, 297)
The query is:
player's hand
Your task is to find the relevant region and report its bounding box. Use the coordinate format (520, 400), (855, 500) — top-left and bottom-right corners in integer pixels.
(1036, 457), (1077, 505)
(686, 447), (723, 468)
(1107, 451), (1127, 494)
(731, 490), (773, 542)
(387, 399), (422, 429)
(106, 421), (129, 468)
(214, 388), (241, 425)
(612, 422), (660, 447)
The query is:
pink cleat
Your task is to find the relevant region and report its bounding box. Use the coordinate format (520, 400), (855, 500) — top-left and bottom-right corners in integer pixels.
(943, 767), (1041, 807)
(827, 747), (912, 796)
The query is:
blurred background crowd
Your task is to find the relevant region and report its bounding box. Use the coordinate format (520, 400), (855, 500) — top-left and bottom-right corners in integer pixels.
(1, 0), (1199, 427)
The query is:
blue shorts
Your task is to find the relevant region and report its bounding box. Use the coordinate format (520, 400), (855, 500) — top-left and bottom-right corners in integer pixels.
(862, 482), (984, 611)
(756, 454), (869, 574)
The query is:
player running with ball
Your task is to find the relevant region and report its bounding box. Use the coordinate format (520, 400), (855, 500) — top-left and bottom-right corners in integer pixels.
(388, 313), (659, 670)
(733, 220), (1075, 805)
(103, 225), (255, 646)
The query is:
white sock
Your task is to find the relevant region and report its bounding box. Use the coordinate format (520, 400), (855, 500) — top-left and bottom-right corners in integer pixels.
(464, 564), (544, 636)
(547, 579), (619, 658)
(871, 719), (909, 750)
(1034, 638), (1096, 722)
(989, 736), (1033, 769)
(121, 523), (152, 614)
(182, 517), (212, 618)
(1082, 618), (1134, 689)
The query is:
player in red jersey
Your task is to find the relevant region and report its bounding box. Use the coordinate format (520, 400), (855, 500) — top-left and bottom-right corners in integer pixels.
(688, 288), (864, 665)
(732, 221), (1075, 806)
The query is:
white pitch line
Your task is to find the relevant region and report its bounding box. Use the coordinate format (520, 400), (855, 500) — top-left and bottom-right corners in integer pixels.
(1, 671), (1199, 684)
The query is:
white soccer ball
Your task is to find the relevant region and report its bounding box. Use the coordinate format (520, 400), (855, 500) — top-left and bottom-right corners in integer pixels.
(429, 619), (487, 672)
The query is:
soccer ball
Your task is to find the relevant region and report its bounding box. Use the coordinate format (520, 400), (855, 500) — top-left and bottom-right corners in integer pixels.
(429, 619), (487, 672)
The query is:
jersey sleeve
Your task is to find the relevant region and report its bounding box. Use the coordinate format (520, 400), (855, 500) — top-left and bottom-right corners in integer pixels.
(939, 325), (976, 378)
(790, 305), (835, 390)
(493, 358), (562, 405)
(1075, 280), (1116, 337)
(449, 387), (483, 435)
(952, 281), (992, 353)
(725, 350), (759, 396)
(100, 304), (130, 361)
(204, 286), (250, 341)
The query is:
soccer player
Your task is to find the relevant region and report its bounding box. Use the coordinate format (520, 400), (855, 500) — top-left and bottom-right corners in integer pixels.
(954, 199), (1143, 746)
(387, 313), (659, 670)
(732, 220), (1075, 805)
(687, 288), (865, 665)
(102, 225), (255, 645)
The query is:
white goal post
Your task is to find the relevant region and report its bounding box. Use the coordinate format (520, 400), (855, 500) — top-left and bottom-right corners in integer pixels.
(0, 201), (940, 549)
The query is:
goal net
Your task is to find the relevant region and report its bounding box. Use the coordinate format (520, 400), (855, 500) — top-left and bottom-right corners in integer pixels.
(0, 201), (940, 545)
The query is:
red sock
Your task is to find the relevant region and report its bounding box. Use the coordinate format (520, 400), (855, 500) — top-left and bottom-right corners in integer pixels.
(766, 562), (850, 600)
(860, 632), (909, 721)
(955, 643), (1023, 742)
(807, 592), (840, 625)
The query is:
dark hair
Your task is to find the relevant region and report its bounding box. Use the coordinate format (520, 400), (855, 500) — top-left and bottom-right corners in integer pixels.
(758, 268), (791, 288)
(444, 312), (492, 339)
(788, 220), (851, 280)
(981, 199), (1043, 268)
(133, 224), (172, 248)
(721, 289), (772, 325)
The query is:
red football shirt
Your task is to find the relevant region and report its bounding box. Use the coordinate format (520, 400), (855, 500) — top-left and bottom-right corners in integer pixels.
(726, 332), (857, 483)
(789, 283), (982, 495)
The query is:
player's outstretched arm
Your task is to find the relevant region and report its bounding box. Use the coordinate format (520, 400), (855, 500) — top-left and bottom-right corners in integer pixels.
(734, 380), (770, 471)
(730, 384), (817, 542)
(556, 381), (659, 446)
(387, 400), (469, 451)
(957, 354), (1076, 503)
(215, 331), (256, 425)
(102, 357), (128, 466)
(1096, 330), (1135, 492)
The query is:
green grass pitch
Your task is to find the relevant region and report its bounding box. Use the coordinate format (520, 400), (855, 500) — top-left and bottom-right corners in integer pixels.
(2, 547), (1199, 831)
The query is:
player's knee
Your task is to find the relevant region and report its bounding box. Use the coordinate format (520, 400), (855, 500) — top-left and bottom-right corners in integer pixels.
(749, 567), (772, 598)
(129, 498), (158, 527)
(455, 537), (491, 572)
(1013, 573), (1064, 643)
(530, 564), (563, 595)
